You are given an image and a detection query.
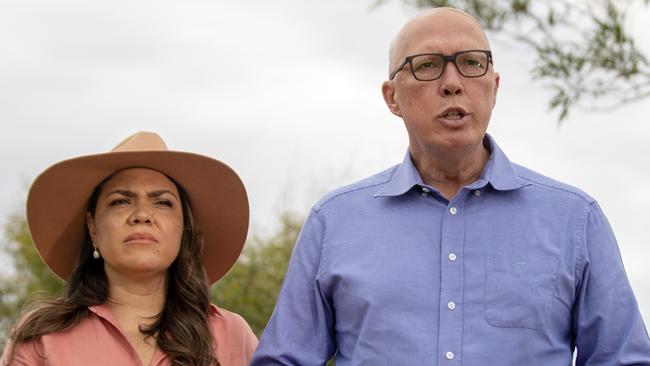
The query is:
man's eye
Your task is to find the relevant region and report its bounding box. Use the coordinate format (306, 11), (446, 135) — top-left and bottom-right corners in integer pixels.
(464, 59), (482, 67)
(418, 62), (434, 69)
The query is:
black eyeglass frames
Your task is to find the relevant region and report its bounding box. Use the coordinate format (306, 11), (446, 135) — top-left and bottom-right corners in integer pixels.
(389, 50), (493, 81)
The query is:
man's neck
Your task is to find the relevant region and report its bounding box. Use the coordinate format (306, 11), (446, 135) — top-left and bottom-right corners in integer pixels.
(410, 141), (490, 201)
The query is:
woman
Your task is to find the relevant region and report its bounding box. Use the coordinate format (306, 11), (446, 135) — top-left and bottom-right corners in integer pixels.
(1, 132), (257, 366)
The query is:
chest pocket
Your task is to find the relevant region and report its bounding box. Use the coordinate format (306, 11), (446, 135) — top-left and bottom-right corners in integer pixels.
(484, 254), (558, 330)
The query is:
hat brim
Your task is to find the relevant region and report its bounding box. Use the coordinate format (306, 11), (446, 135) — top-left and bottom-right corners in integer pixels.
(26, 150), (249, 284)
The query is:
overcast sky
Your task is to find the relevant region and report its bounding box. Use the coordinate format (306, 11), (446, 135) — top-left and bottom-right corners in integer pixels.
(1, 0), (649, 321)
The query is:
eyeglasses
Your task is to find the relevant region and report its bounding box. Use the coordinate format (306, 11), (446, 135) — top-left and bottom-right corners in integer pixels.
(389, 50), (493, 81)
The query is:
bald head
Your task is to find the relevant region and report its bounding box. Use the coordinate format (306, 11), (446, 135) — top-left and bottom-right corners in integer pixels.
(388, 7), (492, 77)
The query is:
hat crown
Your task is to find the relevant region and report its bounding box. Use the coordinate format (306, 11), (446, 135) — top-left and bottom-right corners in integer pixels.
(112, 131), (168, 152)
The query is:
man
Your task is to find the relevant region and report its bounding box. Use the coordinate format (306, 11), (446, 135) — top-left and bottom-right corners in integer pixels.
(251, 7), (650, 365)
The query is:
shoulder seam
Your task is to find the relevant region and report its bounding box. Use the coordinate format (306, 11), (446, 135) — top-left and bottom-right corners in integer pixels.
(313, 176), (393, 212)
(518, 175), (595, 204)
(574, 201), (595, 296)
(312, 209), (329, 280)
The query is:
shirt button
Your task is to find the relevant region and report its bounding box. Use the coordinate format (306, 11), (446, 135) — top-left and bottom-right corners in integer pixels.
(446, 351), (455, 360)
(474, 190), (481, 197)
(450, 207), (458, 215)
(448, 253), (457, 261)
(448, 301), (456, 310)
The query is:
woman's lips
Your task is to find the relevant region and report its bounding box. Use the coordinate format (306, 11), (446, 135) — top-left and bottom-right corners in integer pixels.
(124, 233), (158, 244)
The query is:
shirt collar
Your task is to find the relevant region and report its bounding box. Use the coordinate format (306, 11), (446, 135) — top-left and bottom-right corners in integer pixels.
(88, 304), (121, 329)
(373, 149), (424, 198)
(209, 303), (223, 317)
(89, 303), (224, 319)
(479, 134), (530, 191)
(374, 134), (529, 197)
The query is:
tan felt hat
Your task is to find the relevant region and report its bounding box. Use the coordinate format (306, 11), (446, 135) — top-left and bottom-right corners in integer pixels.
(26, 131), (249, 284)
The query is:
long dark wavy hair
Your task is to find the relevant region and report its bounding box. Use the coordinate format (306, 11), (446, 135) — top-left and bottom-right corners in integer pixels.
(6, 172), (218, 366)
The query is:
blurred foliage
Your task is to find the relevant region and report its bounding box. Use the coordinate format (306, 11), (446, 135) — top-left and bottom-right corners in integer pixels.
(0, 213), (65, 350)
(211, 213), (302, 336)
(0, 210), (304, 354)
(375, 0), (650, 122)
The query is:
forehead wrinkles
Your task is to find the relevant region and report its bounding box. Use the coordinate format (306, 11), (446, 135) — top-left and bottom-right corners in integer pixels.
(388, 8), (490, 75)
(102, 168), (177, 193)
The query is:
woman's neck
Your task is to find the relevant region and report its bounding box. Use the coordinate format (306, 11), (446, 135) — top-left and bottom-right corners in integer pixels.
(106, 273), (167, 326)
(105, 277), (166, 366)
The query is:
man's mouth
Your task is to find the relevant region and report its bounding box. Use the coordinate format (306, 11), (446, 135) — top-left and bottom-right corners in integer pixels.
(439, 108), (468, 120)
(445, 111), (464, 120)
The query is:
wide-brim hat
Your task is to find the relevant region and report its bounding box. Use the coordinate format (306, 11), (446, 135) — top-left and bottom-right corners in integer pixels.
(26, 131), (249, 284)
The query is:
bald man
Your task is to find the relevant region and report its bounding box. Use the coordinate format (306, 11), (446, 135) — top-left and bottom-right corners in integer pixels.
(251, 8), (650, 365)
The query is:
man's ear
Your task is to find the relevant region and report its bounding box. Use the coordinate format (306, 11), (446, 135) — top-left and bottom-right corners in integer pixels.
(492, 72), (500, 107)
(382, 81), (402, 117)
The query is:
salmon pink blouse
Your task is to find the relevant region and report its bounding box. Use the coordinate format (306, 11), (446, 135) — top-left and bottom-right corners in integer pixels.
(2, 304), (257, 366)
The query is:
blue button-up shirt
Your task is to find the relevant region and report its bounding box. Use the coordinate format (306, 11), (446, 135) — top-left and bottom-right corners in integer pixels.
(251, 136), (650, 365)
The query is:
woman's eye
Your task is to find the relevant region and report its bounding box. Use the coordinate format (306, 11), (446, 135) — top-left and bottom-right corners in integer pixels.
(156, 200), (173, 207)
(109, 198), (130, 206)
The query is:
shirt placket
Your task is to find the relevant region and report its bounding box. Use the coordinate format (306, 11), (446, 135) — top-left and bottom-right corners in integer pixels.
(438, 194), (465, 364)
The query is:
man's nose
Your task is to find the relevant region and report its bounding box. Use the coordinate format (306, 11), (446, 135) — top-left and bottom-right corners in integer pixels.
(439, 61), (464, 96)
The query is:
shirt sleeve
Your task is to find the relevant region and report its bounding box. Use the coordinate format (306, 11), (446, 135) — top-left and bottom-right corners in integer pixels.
(573, 202), (650, 365)
(250, 209), (335, 366)
(231, 312), (258, 364)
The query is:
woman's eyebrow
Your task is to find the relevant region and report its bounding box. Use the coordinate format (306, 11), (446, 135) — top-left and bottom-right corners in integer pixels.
(104, 189), (178, 200)
(147, 190), (179, 200)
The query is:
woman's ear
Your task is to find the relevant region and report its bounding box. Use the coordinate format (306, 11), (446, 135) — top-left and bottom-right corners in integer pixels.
(86, 212), (96, 242)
